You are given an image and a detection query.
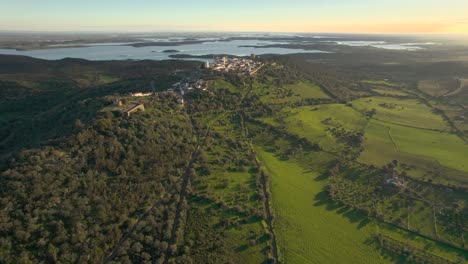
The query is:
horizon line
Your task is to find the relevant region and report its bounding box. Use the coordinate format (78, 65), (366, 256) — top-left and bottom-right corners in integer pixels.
(1, 29), (468, 36)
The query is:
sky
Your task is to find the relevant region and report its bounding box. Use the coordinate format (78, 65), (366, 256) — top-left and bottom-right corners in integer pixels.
(1, 0), (468, 34)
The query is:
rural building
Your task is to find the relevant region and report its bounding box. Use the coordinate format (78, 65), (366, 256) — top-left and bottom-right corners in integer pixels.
(125, 103), (145, 117)
(383, 173), (404, 188)
(131, 92), (153, 97)
(113, 99), (123, 106)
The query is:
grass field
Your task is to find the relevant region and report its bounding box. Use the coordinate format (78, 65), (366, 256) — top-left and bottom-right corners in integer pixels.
(259, 81), (329, 104)
(351, 97), (449, 131)
(284, 81), (330, 99)
(372, 88), (409, 97)
(359, 119), (468, 186)
(256, 148), (391, 264)
(212, 79), (242, 93)
(281, 104), (367, 152)
(202, 171), (258, 210)
(363, 80), (401, 87)
(98, 74), (120, 84)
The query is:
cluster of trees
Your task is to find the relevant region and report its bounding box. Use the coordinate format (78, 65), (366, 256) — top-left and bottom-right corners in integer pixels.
(186, 88), (242, 113)
(247, 118), (320, 160)
(321, 117), (364, 149)
(260, 62), (303, 87)
(291, 97), (335, 107)
(185, 86), (271, 119)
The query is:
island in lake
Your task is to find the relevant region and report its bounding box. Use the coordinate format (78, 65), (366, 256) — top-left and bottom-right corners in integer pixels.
(162, 49), (180, 53)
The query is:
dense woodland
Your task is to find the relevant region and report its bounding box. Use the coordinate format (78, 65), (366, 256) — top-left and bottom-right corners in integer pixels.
(1, 100), (196, 262)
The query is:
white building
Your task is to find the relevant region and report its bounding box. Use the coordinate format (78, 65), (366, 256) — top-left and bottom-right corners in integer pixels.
(131, 92), (153, 97)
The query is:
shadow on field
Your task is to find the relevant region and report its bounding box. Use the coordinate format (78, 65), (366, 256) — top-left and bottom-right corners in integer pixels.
(313, 190), (341, 210)
(313, 160), (339, 182)
(380, 222), (466, 257)
(314, 171), (330, 182)
(235, 244), (249, 252)
(313, 190), (370, 230)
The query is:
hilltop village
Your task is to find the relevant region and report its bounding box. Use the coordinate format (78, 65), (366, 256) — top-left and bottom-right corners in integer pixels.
(208, 55), (265, 75)
(103, 55), (265, 116)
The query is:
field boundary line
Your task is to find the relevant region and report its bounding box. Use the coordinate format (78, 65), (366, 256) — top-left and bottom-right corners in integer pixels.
(371, 120), (399, 152)
(372, 117), (447, 132)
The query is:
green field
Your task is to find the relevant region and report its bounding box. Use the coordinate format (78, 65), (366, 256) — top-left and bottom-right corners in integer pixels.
(224, 221), (269, 264)
(259, 81), (329, 104)
(359, 119), (468, 185)
(98, 74), (121, 84)
(284, 81), (330, 99)
(256, 149), (390, 264)
(281, 104), (367, 152)
(372, 88), (409, 97)
(212, 79), (242, 93)
(363, 80), (401, 87)
(351, 97), (449, 131)
(202, 171), (257, 209)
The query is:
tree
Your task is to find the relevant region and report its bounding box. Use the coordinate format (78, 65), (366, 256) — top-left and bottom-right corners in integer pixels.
(131, 242), (144, 254)
(47, 244), (59, 263)
(141, 252), (151, 261)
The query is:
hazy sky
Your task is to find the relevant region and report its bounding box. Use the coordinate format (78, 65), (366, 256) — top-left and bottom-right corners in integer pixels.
(1, 0), (468, 33)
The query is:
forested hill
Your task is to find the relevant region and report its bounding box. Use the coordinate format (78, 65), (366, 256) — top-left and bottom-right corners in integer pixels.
(1, 101), (197, 263)
(0, 55), (199, 165)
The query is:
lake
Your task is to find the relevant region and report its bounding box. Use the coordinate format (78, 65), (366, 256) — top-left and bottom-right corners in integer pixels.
(0, 39), (323, 61)
(330, 41), (438, 51)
